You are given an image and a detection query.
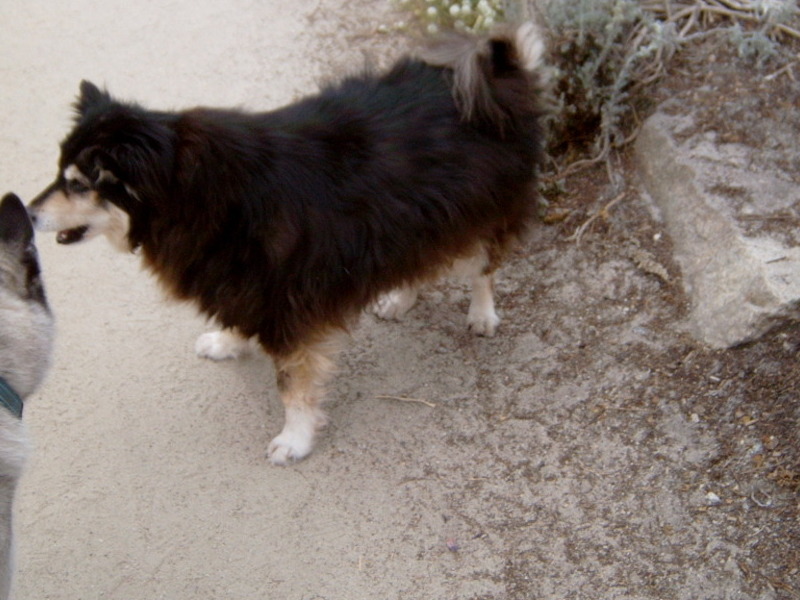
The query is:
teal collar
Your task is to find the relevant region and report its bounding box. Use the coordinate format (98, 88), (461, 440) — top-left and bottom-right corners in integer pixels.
(0, 377), (23, 419)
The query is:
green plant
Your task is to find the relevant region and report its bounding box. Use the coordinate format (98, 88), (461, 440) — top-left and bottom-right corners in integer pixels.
(392, 0), (799, 179)
(542, 0), (677, 175)
(395, 0), (506, 34)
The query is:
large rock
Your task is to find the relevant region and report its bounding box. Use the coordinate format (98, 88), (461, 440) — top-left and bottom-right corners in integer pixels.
(636, 110), (800, 348)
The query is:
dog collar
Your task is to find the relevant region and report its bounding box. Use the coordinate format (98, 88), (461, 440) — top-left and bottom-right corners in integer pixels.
(0, 377), (23, 419)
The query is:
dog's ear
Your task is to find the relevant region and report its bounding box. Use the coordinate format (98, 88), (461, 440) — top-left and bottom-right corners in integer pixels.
(74, 147), (120, 186)
(82, 132), (173, 203)
(108, 142), (171, 200)
(75, 146), (141, 201)
(75, 80), (111, 117)
(0, 193), (34, 250)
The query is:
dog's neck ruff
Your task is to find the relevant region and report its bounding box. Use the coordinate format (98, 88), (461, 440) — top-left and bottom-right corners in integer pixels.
(0, 377), (23, 419)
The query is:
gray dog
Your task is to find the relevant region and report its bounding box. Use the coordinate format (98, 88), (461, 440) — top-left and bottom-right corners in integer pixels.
(0, 193), (53, 598)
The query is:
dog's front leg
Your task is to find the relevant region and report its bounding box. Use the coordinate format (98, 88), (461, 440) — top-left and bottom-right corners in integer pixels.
(267, 337), (340, 465)
(195, 328), (252, 361)
(372, 284), (419, 320)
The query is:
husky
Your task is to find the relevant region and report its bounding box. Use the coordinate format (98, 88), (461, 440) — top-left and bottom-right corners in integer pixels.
(0, 193), (53, 598)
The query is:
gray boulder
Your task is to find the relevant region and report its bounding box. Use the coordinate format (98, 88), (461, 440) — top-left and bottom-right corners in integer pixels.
(636, 110), (800, 348)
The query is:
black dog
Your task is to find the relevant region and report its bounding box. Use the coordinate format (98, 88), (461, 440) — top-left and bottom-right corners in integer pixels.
(29, 24), (548, 463)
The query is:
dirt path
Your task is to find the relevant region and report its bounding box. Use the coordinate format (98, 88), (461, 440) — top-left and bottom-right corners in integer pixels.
(0, 2), (797, 599)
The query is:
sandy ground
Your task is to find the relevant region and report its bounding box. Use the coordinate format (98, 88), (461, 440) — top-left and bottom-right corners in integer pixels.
(1, 2), (798, 600)
(0, 2), (413, 598)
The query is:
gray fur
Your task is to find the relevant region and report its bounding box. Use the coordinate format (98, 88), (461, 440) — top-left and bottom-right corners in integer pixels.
(0, 193), (53, 599)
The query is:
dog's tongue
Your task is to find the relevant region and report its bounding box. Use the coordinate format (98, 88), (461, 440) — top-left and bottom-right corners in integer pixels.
(56, 226), (88, 245)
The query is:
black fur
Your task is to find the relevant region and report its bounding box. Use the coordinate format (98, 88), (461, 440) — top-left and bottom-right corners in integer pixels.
(40, 30), (545, 357)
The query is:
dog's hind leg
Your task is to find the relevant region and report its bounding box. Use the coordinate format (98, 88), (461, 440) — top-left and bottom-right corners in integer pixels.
(467, 273), (500, 337)
(467, 271), (499, 336)
(372, 284), (419, 321)
(195, 328), (252, 361)
(267, 334), (342, 465)
(453, 245), (500, 337)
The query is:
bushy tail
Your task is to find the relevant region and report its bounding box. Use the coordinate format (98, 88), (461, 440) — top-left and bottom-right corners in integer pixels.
(420, 22), (549, 130)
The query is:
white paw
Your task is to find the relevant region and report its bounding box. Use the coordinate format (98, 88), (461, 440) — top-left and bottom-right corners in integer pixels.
(467, 309), (500, 337)
(372, 288), (418, 320)
(267, 407), (325, 465)
(195, 330), (248, 361)
(267, 430), (314, 465)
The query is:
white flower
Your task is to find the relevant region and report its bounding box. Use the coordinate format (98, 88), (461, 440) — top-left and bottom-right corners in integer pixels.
(449, 4), (461, 16)
(427, 6), (437, 17)
(427, 23), (439, 34)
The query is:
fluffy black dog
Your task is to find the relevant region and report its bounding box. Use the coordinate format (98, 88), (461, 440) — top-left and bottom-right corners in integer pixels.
(29, 24), (548, 463)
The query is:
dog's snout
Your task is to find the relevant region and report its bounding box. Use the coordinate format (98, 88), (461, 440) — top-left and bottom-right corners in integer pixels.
(27, 181), (59, 211)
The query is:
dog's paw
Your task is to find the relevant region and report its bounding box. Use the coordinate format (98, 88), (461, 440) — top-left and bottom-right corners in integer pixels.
(467, 309), (500, 337)
(372, 288), (418, 321)
(195, 330), (249, 361)
(267, 407), (325, 465)
(267, 430), (314, 465)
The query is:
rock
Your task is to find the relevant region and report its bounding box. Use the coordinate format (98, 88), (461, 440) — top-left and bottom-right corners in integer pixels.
(635, 110), (800, 348)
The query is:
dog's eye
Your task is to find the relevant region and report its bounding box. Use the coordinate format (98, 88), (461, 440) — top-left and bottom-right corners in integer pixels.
(66, 179), (91, 194)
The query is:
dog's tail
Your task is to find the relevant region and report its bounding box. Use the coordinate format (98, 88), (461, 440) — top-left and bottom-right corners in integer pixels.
(420, 22), (549, 132)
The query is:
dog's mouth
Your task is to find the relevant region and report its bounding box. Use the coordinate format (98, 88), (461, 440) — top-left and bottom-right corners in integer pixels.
(56, 226), (89, 245)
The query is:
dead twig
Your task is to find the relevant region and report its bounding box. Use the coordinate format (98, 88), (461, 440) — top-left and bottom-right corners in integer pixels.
(652, 1), (800, 41)
(375, 395), (436, 408)
(764, 60), (797, 81)
(545, 0), (798, 184)
(567, 191), (626, 245)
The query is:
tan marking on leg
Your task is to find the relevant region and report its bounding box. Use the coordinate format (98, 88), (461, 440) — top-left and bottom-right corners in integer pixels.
(267, 333), (343, 465)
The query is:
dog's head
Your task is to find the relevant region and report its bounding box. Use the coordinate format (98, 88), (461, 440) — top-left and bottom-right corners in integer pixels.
(28, 81), (174, 252)
(0, 193), (48, 309)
